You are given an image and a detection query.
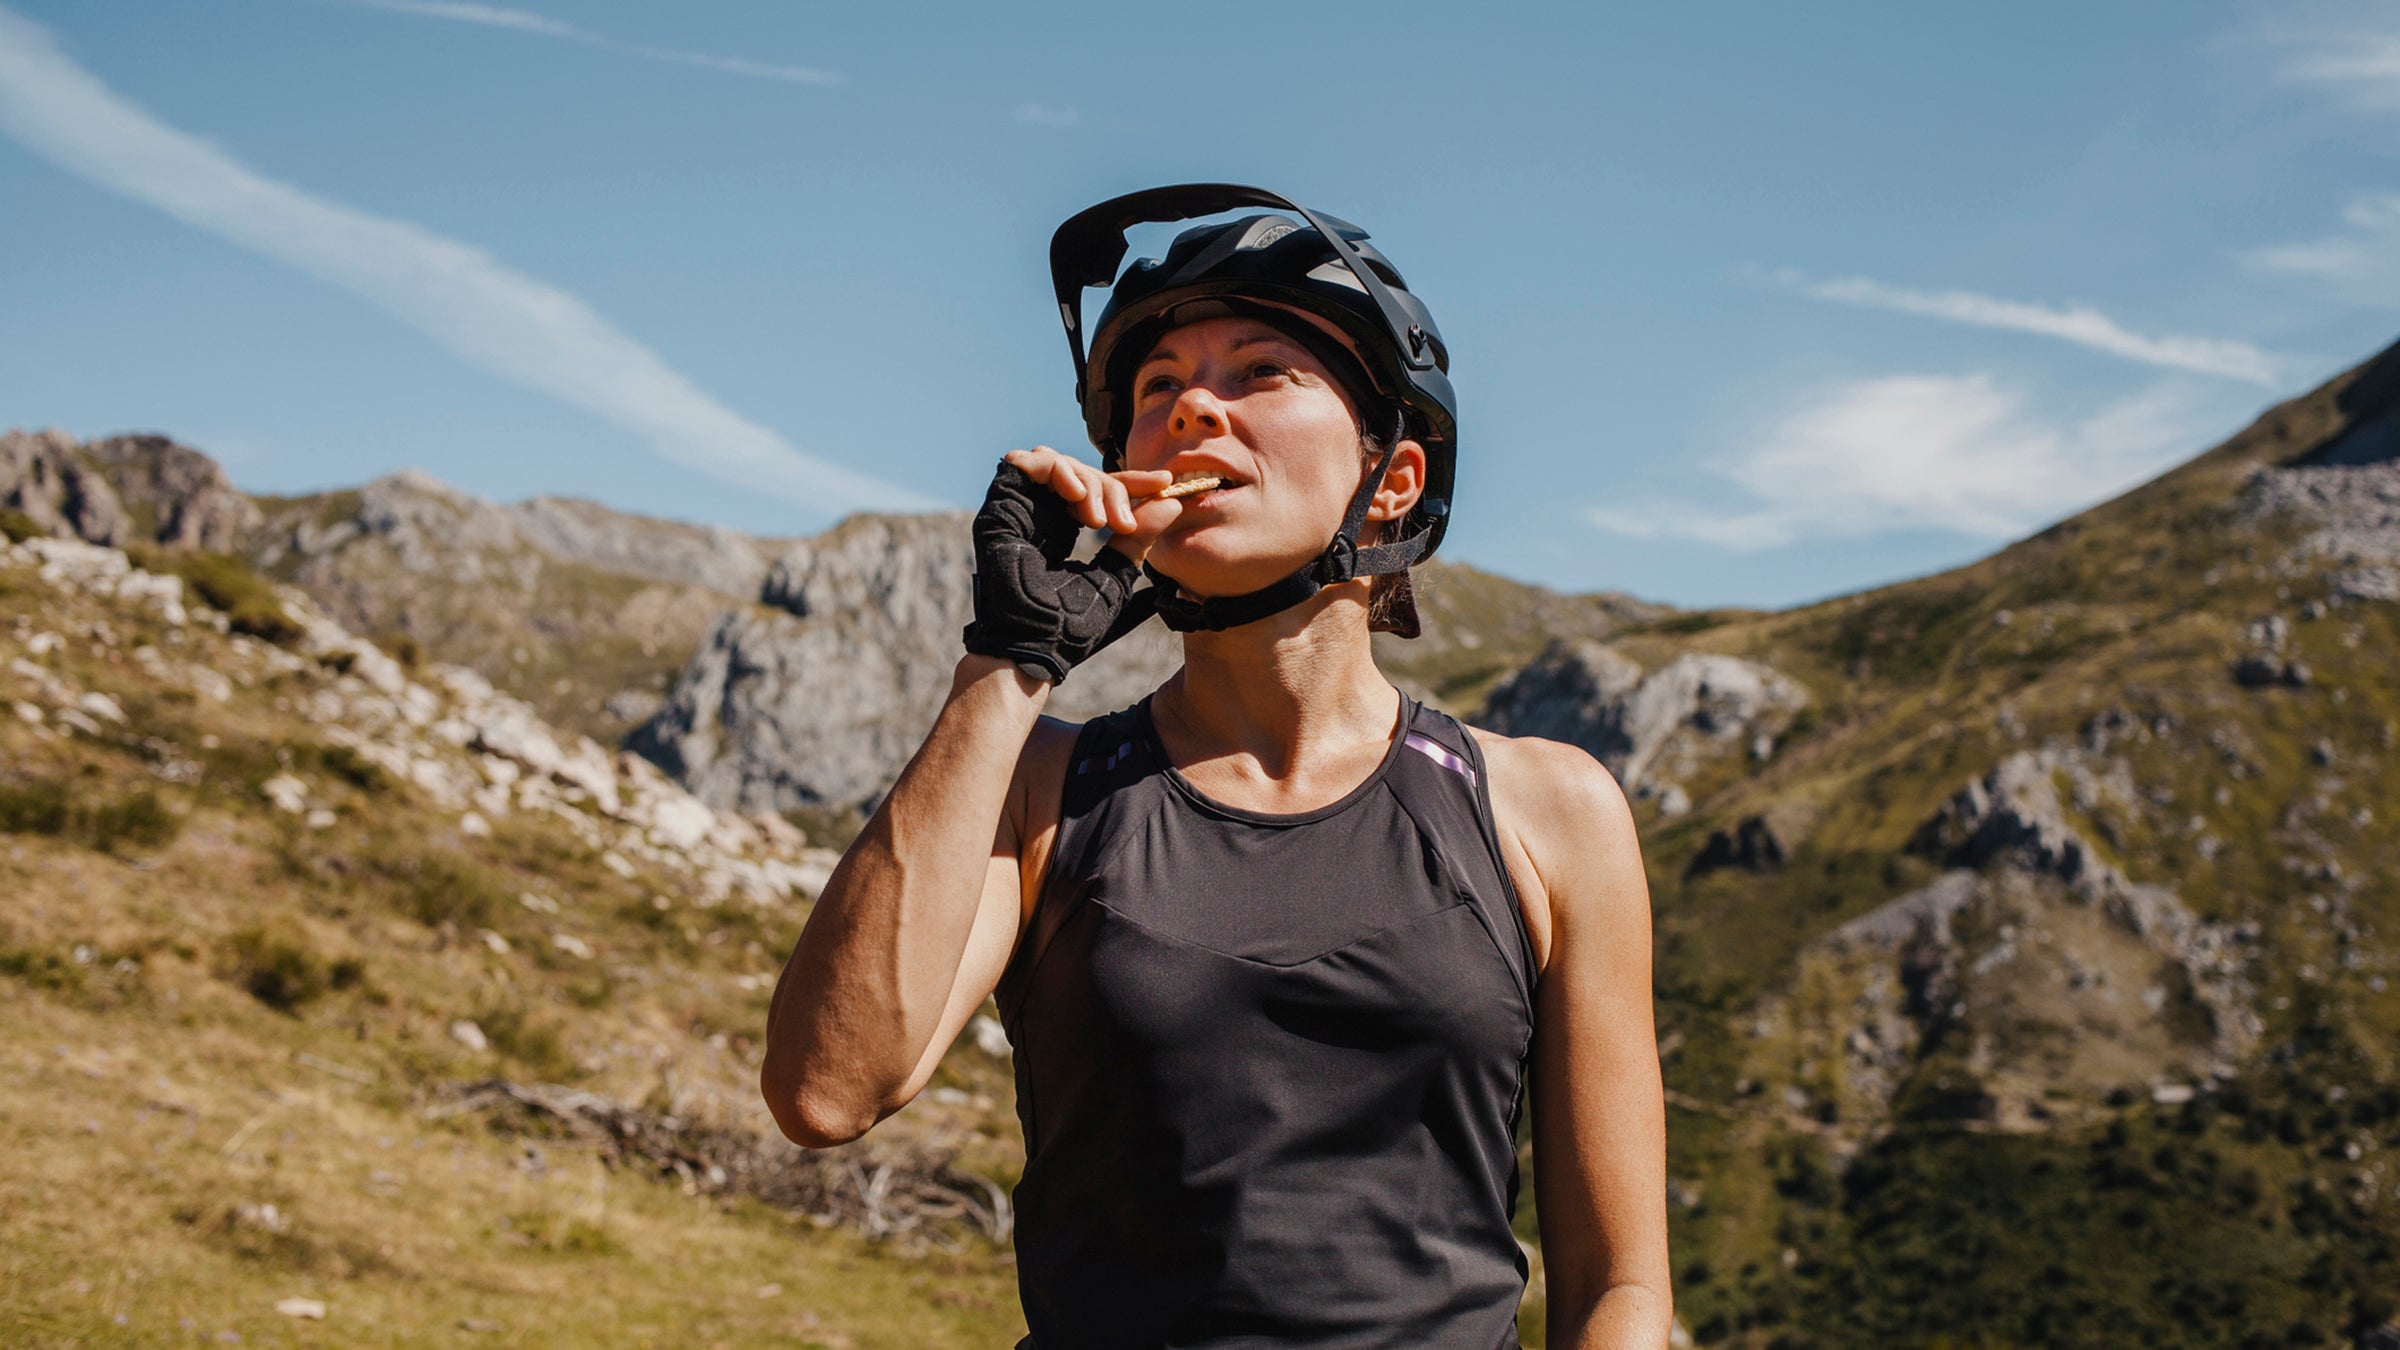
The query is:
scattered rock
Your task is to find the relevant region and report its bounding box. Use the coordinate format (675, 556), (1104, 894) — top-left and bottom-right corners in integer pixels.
(2233, 654), (2310, 688)
(231, 1202), (287, 1234)
(260, 775), (309, 815)
(450, 1020), (489, 1053)
(272, 1297), (326, 1320)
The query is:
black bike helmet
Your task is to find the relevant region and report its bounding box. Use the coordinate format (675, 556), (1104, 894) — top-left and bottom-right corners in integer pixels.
(1049, 184), (1456, 634)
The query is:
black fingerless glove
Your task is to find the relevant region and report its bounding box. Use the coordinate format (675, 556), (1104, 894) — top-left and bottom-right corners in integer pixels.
(961, 462), (1156, 684)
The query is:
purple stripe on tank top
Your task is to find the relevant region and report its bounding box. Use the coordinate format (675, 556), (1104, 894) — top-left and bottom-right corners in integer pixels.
(1403, 732), (1476, 785)
(1075, 740), (1134, 777)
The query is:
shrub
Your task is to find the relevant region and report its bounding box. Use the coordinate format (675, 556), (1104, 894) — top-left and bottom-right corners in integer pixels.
(0, 507), (44, 543)
(163, 552), (303, 645)
(475, 1002), (576, 1080)
(0, 779), (181, 854)
(0, 943), (86, 993)
(309, 743), (390, 793)
(370, 846), (508, 929)
(222, 926), (357, 1013)
(83, 789), (180, 852)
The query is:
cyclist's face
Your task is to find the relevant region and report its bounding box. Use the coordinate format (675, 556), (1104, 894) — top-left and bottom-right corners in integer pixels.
(1121, 315), (1372, 596)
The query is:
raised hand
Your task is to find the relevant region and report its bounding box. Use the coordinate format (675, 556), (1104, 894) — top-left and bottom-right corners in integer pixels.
(961, 449), (1175, 684)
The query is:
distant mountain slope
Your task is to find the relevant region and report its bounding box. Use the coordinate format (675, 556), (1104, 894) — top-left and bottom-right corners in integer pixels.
(630, 514), (1662, 817)
(0, 426), (1663, 820)
(1471, 337), (2399, 1348)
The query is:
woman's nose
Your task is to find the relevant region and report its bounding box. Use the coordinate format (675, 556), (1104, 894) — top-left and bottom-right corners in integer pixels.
(1170, 388), (1225, 437)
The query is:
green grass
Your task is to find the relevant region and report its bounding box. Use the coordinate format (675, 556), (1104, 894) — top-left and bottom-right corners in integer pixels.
(140, 549), (306, 644)
(0, 777), (182, 854)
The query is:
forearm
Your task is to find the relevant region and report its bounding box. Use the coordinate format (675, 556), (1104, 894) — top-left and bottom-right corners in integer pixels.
(761, 655), (1043, 1145)
(1547, 1281), (1674, 1350)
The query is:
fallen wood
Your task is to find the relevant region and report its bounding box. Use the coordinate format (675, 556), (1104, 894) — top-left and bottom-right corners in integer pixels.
(435, 1078), (1011, 1244)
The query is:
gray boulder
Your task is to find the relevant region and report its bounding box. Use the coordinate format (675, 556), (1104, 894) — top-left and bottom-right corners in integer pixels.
(1478, 640), (1807, 792)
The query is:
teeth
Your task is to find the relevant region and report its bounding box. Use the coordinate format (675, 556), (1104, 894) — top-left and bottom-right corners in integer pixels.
(1156, 475), (1226, 500)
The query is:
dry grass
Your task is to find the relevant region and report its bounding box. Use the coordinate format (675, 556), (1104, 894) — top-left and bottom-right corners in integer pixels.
(0, 550), (1026, 1348)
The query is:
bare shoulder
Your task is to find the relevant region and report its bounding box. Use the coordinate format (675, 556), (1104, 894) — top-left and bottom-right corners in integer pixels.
(1466, 727), (1637, 855)
(1464, 728), (1646, 970)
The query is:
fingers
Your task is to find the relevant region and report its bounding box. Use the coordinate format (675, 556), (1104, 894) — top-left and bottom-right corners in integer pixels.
(1000, 450), (1171, 534)
(1105, 492), (1186, 563)
(1001, 446), (1106, 529)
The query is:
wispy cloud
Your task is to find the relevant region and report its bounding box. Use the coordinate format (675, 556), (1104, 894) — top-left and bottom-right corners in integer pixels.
(2253, 13), (2400, 306)
(336, 0), (842, 85)
(1587, 374), (2203, 549)
(1012, 101), (1078, 127)
(0, 5), (926, 517)
(2268, 8), (2400, 111)
(1781, 271), (2285, 385)
(2253, 193), (2400, 306)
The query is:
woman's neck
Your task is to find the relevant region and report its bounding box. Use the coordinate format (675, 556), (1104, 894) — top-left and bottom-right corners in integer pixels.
(1155, 584), (1400, 792)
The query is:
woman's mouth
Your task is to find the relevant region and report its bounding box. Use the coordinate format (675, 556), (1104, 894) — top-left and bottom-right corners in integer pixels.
(1155, 472), (1240, 501)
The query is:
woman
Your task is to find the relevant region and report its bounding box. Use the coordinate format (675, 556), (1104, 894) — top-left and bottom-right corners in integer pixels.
(762, 186), (1670, 1349)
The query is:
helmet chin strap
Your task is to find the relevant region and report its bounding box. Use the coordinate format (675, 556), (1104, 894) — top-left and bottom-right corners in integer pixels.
(1145, 409), (1429, 633)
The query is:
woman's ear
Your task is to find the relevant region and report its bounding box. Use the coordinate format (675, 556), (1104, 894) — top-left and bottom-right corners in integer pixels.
(1366, 439), (1428, 523)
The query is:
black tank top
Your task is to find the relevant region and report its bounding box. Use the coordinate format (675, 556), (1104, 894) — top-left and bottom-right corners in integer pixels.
(995, 694), (1538, 1350)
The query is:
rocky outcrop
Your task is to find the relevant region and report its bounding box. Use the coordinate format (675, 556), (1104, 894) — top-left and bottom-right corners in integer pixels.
(1910, 749), (2114, 887)
(1, 428), (258, 550)
(3, 528), (834, 907)
(1477, 640), (1807, 806)
(1788, 745), (2271, 1119)
(78, 434), (263, 551)
(1688, 809), (1805, 876)
(632, 512), (1181, 813)
(2241, 359), (2400, 597)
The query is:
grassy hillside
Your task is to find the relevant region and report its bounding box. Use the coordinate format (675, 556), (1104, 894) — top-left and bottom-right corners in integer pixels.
(1604, 345), (2400, 1347)
(0, 535), (1024, 1348)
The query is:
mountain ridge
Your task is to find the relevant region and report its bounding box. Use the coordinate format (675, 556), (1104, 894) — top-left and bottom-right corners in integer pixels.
(6, 332), (2400, 1346)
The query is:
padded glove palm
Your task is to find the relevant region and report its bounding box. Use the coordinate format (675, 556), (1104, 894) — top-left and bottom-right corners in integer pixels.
(962, 462), (1155, 684)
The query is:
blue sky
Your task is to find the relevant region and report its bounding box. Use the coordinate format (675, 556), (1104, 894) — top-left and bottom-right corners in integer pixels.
(3, 1), (2396, 607)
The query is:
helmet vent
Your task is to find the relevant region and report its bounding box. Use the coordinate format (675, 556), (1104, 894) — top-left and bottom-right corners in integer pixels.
(1238, 218), (1300, 249)
(1304, 260), (1369, 294)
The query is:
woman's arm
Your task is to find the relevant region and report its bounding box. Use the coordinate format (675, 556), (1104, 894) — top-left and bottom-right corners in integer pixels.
(1483, 735), (1674, 1349)
(759, 655), (1056, 1148)
(761, 446), (1163, 1149)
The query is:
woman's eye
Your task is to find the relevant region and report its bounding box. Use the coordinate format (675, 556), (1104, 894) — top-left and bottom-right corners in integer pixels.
(1250, 361), (1287, 380)
(1139, 374), (1180, 397)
